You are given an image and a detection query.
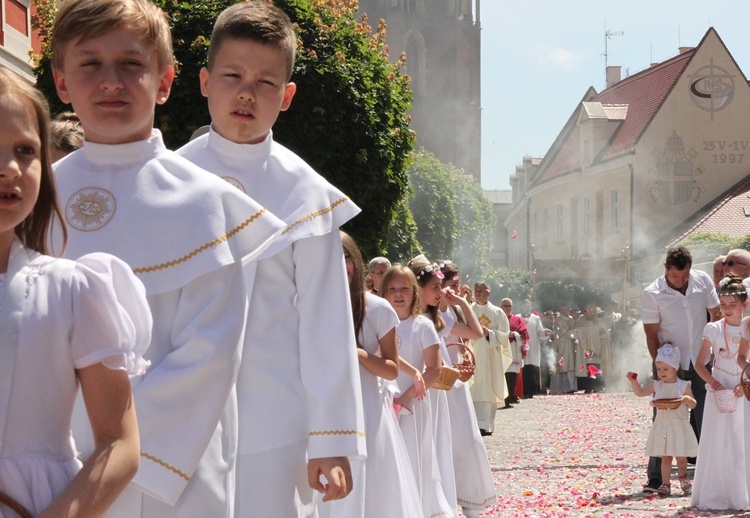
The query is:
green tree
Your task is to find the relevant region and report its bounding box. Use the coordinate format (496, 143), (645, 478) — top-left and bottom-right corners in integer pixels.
(385, 195), (421, 263)
(451, 169), (494, 279)
(32, 0), (414, 259)
(406, 150), (458, 261)
(730, 234), (750, 252)
(676, 232), (735, 263)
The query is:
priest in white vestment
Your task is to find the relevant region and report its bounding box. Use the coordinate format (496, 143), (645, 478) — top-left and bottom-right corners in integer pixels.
(469, 282), (512, 435)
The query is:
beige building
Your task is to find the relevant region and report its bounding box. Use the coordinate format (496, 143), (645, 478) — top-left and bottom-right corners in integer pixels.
(484, 189), (512, 266)
(505, 28), (750, 295)
(0, 0), (40, 81)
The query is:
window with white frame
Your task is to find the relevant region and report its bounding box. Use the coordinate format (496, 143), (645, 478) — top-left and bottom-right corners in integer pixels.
(542, 208), (549, 246)
(556, 203), (564, 242)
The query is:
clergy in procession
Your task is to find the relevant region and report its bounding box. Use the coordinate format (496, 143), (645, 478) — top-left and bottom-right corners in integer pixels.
(575, 307), (614, 393)
(470, 282), (513, 436)
(549, 304), (577, 394)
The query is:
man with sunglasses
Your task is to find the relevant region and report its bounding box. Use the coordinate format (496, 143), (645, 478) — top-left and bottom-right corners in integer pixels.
(723, 249), (750, 280)
(640, 246), (720, 493)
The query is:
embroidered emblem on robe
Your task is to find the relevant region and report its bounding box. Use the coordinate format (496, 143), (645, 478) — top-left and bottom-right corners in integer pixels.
(66, 187), (116, 231)
(478, 314), (492, 328)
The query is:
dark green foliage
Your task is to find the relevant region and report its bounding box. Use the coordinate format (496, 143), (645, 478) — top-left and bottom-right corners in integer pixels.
(406, 150), (457, 261)
(32, 0), (414, 260)
(385, 195), (421, 263)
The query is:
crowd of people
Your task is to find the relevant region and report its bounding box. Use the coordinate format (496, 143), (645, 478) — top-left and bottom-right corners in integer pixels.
(628, 245), (750, 511)
(5, 0), (750, 516)
(0, 0), (524, 516)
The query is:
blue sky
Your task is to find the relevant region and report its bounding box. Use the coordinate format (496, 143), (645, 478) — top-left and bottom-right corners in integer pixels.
(480, 1), (750, 190)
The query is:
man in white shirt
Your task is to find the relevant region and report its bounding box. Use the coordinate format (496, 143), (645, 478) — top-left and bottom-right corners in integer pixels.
(640, 246), (720, 493)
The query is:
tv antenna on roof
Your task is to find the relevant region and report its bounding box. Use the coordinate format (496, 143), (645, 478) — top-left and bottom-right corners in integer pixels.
(604, 28), (624, 83)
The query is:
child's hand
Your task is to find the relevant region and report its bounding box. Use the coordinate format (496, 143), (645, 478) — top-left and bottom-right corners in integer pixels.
(626, 371), (638, 381)
(395, 394), (413, 411)
(442, 287), (459, 303)
(411, 372), (426, 400)
(734, 384), (744, 398)
(649, 400), (656, 408)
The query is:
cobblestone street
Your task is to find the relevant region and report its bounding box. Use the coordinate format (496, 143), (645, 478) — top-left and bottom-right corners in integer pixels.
(479, 392), (746, 517)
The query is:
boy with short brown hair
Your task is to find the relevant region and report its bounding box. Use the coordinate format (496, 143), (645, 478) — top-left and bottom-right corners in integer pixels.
(177, 2), (366, 516)
(50, 1), (284, 516)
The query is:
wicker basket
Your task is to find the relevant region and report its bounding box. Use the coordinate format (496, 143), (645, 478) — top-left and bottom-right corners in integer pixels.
(433, 364), (460, 390)
(713, 389), (739, 413)
(446, 342), (476, 383)
(653, 398), (683, 410)
(742, 364), (750, 401)
(0, 491), (31, 518)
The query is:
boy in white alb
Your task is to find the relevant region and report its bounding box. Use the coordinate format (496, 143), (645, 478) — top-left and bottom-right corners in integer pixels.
(49, 1), (285, 516)
(177, 3), (365, 516)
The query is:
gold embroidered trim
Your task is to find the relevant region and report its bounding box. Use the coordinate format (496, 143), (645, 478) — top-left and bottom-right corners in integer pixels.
(132, 208), (267, 274)
(141, 452), (189, 481)
(457, 495), (497, 507)
(309, 429), (366, 438)
(281, 197), (350, 235)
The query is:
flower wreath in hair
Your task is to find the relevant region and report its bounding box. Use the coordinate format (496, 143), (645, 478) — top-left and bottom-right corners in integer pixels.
(409, 254), (445, 282)
(438, 259), (460, 282)
(717, 275), (747, 296)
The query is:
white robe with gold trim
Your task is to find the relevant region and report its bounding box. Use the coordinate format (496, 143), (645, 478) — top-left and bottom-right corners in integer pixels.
(54, 131), (284, 518)
(178, 129), (366, 517)
(469, 301), (511, 433)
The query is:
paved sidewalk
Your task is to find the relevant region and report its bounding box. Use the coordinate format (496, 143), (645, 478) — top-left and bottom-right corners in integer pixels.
(478, 392), (745, 517)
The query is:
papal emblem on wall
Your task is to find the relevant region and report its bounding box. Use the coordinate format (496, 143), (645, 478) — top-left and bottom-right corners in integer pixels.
(648, 131), (704, 205)
(688, 59), (735, 120)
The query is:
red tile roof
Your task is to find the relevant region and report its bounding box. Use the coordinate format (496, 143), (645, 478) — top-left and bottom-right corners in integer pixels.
(668, 175), (750, 245)
(595, 50), (695, 160)
(532, 35), (705, 186)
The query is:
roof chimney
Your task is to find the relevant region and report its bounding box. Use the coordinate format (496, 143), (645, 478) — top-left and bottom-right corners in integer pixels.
(606, 66), (621, 88)
(678, 46), (694, 54)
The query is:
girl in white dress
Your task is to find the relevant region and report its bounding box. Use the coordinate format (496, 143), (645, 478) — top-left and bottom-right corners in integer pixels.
(439, 261), (497, 518)
(318, 233), (422, 517)
(409, 256), (461, 518)
(693, 275), (748, 510)
(382, 265), (442, 518)
(694, 274), (750, 512)
(0, 67), (151, 517)
(626, 343), (697, 496)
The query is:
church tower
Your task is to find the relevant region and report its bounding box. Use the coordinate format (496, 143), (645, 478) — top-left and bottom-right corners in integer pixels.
(358, 0), (482, 182)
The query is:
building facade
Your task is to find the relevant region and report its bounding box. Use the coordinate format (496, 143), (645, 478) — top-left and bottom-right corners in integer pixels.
(505, 28), (750, 300)
(0, 0), (40, 81)
(358, 0), (482, 182)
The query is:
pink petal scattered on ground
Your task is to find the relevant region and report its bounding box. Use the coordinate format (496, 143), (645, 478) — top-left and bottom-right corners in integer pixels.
(481, 393), (729, 518)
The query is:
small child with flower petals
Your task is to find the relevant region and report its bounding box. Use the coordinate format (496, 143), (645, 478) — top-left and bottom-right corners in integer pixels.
(626, 343), (697, 496)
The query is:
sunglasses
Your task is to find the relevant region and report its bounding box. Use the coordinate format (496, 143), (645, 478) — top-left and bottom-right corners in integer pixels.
(723, 260), (748, 267)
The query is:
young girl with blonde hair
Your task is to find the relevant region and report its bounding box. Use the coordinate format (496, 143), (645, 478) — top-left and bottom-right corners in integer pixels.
(318, 234), (421, 517)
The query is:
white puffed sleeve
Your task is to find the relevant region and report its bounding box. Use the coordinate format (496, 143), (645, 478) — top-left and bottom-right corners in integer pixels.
(69, 253), (152, 375)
